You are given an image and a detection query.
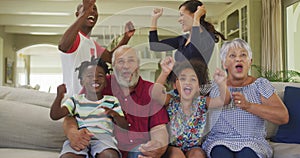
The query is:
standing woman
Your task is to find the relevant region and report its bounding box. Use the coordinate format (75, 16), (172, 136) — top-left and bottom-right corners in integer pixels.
(202, 38), (289, 158)
(149, 0), (225, 64)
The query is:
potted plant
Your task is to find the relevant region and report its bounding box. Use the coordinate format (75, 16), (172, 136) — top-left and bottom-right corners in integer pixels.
(251, 65), (300, 94)
(251, 64), (300, 83)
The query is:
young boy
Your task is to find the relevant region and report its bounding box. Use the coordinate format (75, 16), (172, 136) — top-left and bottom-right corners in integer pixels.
(50, 57), (127, 158)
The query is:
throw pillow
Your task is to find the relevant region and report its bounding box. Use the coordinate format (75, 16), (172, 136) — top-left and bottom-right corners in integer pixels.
(271, 86), (300, 144)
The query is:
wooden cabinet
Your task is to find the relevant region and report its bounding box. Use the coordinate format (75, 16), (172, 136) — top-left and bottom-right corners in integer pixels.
(218, 0), (262, 68)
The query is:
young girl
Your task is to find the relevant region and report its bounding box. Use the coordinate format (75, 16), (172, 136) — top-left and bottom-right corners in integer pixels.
(152, 56), (230, 158)
(50, 57), (128, 158)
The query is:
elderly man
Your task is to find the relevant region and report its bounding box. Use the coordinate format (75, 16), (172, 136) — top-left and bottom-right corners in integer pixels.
(62, 45), (169, 158)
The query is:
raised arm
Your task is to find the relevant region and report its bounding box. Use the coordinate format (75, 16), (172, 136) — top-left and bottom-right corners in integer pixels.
(58, 0), (96, 52)
(102, 21), (135, 63)
(190, 5), (215, 64)
(207, 69), (231, 108)
(50, 84), (69, 120)
(150, 8), (163, 31)
(151, 56), (174, 106)
(149, 8), (179, 51)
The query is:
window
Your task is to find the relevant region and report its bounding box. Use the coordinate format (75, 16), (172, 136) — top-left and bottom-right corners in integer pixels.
(284, 0), (300, 71)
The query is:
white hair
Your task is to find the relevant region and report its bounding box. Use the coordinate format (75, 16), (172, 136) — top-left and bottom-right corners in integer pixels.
(220, 38), (252, 62)
(112, 45), (140, 66)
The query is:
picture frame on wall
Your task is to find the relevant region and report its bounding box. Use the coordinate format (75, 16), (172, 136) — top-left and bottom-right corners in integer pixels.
(5, 57), (14, 84)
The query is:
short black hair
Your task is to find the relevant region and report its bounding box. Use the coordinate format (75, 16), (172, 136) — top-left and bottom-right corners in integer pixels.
(75, 57), (109, 80)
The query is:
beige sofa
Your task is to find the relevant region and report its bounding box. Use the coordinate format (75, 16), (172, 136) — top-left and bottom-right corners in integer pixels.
(0, 83), (299, 158)
(0, 86), (64, 157)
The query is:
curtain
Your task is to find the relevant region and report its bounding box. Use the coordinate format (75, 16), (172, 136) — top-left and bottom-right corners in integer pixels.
(261, 0), (283, 71)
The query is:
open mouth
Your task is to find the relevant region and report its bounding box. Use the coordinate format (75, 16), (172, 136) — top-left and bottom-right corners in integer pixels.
(183, 86), (192, 95)
(120, 72), (133, 80)
(88, 15), (95, 23)
(235, 64), (243, 72)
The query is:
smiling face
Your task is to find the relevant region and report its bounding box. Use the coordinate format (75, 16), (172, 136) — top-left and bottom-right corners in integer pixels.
(222, 47), (252, 80)
(81, 65), (106, 95)
(77, 4), (98, 28)
(175, 68), (200, 101)
(178, 6), (194, 32)
(113, 47), (140, 88)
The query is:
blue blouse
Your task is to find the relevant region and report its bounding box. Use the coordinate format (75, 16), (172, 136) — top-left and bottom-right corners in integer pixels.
(202, 78), (276, 158)
(149, 26), (215, 64)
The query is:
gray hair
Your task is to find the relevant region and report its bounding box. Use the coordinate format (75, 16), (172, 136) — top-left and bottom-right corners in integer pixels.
(112, 45), (140, 66)
(220, 38), (252, 62)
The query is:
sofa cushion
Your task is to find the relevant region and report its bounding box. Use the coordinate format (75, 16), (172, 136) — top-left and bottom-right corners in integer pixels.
(270, 142), (300, 158)
(0, 99), (66, 151)
(0, 86), (56, 108)
(0, 148), (59, 158)
(271, 86), (300, 144)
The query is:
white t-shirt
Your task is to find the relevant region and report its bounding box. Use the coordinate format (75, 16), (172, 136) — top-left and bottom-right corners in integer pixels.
(60, 31), (105, 96)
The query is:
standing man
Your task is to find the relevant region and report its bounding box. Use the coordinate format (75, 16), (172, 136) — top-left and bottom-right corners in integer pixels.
(59, 0), (135, 96)
(63, 45), (169, 158)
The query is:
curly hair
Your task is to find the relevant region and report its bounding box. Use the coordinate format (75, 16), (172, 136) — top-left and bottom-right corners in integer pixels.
(75, 57), (109, 80)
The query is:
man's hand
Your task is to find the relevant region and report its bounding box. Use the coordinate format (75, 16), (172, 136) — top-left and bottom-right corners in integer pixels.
(67, 127), (94, 151)
(82, 0), (96, 11)
(138, 140), (166, 158)
(125, 21), (135, 38)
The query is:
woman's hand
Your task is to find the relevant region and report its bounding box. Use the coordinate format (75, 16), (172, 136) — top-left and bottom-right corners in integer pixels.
(152, 8), (163, 20)
(194, 5), (206, 20)
(232, 92), (251, 110)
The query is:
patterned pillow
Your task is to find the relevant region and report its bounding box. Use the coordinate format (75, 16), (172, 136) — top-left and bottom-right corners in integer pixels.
(271, 86), (300, 144)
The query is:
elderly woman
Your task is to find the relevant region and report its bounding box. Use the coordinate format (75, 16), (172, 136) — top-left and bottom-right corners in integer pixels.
(202, 38), (289, 158)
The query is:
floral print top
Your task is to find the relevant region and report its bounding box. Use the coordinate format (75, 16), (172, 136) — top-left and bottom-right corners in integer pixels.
(167, 92), (208, 152)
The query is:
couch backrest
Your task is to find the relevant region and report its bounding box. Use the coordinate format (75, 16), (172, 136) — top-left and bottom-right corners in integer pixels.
(0, 86), (56, 108)
(266, 82), (300, 139)
(0, 86), (66, 151)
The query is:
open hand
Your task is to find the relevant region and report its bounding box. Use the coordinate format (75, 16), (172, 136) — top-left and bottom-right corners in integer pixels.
(125, 21), (135, 37)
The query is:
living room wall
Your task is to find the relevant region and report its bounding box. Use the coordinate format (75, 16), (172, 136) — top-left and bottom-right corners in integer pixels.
(0, 26), (15, 86)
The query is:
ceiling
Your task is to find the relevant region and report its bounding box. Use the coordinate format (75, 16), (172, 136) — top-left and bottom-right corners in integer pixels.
(0, 0), (237, 37)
